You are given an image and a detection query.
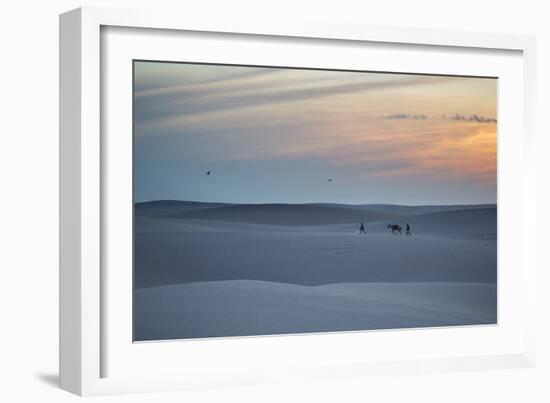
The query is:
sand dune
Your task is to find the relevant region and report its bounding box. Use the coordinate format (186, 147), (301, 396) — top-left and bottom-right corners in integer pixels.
(135, 200), (495, 220)
(134, 223), (496, 287)
(360, 203), (495, 217)
(135, 200), (496, 230)
(134, 201), (497, 340)
(135, 200), (231, 217)
(151, 203), (396, 226)
(134, 280), (496, 341)
(134, 204), (496, 288)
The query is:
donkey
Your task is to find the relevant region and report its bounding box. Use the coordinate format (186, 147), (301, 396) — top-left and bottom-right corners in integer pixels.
(387, 224), (402, 235)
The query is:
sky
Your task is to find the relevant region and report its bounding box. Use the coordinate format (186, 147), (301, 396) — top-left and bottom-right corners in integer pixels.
(134, 61), (497, 205)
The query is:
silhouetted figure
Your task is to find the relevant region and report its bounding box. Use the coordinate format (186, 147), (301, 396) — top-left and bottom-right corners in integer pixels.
(406, 223), (411, 236)
(327, 178), (333, 182)
(206, 170), (211, 175)
(359, 222), (366, 234)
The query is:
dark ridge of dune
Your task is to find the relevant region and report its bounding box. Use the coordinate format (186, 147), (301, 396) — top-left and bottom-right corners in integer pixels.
(168, 203), (397, 226)
(137, 200), (233, 206)
(415, 206), (496, 216)
(136, 200), (495, 213)
(361, 204), (496, 216)
(134, 200), (496, 224)
(135, 200), (232, 217)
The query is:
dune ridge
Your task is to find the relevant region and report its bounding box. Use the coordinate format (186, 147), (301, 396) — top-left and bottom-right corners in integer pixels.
(135, 200), (496, 226)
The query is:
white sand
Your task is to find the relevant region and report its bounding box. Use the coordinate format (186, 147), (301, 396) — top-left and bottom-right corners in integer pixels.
(135, 281), (496, 341)
(133, 202), (497, 340)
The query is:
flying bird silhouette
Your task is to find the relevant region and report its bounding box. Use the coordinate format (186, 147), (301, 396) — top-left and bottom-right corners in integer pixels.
(327, 178), (333, 182)
(206, 170), (211, 175)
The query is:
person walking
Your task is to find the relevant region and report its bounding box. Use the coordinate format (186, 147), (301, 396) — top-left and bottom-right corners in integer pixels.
(405, 223), (411, 236)
(359, 221), (366, 234)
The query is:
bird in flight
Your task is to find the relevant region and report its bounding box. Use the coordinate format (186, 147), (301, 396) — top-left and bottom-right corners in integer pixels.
(327, 178), (333, 182)
(206, 170), (211, 176)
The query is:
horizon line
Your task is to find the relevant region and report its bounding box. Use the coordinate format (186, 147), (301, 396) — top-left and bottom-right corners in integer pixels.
(134, 199), (497, 207)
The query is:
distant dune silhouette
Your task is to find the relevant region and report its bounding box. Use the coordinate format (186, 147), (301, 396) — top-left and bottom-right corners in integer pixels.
(163, 203), (395, 226)
(135, 200), (231, 217)
(135, 200), (496, 226)
(360, 203), (495, 216)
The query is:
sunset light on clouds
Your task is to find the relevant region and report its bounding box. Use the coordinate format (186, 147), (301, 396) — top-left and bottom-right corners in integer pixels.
(134, 61), (497, 205)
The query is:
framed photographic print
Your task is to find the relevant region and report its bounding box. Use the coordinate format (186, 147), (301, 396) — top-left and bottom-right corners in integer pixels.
(132, 61), (498, 342)
(60, 7), (537, 396)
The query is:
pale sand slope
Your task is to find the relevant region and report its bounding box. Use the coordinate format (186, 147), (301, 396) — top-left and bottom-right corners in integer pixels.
(134, 212), (496, 287)
(135, 281), (496, 341)
(134, 202), (497, 340)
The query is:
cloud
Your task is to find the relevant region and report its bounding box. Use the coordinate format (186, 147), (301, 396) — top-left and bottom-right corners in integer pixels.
(384, 114), (429, 120)
(134, 68), (279, 98)
(445, 114), (497, 123)
(383, 113), (497, 124)
(135, 74), (453, 130)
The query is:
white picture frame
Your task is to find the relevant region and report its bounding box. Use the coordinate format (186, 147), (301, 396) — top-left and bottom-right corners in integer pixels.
(59, 6), (537, 396)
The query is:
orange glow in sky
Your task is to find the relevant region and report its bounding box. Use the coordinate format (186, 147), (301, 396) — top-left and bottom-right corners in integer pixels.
(134, 62), (497, 204)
